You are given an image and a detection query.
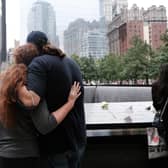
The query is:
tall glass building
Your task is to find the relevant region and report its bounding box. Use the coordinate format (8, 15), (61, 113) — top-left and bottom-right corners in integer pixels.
(27, 1), (58, 45)
(99, 0), (113, 22)
(80, 30), (108, 58)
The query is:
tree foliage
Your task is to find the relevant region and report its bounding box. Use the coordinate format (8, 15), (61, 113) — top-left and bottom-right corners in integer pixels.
(71, 32), (168, 85)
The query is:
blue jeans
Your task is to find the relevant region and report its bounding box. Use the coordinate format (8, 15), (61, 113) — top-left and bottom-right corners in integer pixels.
(47, 145), (85, 168)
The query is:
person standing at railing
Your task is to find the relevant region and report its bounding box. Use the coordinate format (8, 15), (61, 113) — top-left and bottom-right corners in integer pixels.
(0, 43), (81, 168)
(18, 31), (87, 168)
(152, 63), (168, 112)
(151, 63), (168, 144)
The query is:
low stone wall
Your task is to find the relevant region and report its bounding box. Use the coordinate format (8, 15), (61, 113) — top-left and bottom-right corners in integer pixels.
(84, 86), (152, 103)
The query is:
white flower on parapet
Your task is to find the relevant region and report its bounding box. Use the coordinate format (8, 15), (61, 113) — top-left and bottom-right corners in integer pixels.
(101, 101), (108, 110)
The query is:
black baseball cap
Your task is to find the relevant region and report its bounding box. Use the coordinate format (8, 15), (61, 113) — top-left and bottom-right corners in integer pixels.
(26, 31), (48, 50)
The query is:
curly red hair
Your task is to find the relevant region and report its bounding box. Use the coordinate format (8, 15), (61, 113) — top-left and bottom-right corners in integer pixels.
(0, 64), (27, 127)
(0, 43), (39, 127)
(13, 43), (39, 65)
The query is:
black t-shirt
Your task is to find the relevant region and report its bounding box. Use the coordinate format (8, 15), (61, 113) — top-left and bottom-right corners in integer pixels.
(27, 55), (86, 155)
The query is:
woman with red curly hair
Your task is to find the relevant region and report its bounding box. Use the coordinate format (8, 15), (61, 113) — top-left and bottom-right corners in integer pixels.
(0, 43), (81, 168)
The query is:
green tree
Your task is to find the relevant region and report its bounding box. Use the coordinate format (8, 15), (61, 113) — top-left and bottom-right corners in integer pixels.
(149, 29), (168, 79)
(123, 36), (150, 84)
(71, 54), (81, 66)
(98, 54), (119, 83)
(72, 55), (98, 83)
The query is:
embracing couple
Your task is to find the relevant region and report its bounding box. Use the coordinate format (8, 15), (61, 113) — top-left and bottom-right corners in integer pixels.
(0, 31), (86, 168)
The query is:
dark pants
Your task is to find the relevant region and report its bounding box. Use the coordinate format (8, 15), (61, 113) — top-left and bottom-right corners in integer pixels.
(47, 145), (85, 168)
(0, 156), (49, 168)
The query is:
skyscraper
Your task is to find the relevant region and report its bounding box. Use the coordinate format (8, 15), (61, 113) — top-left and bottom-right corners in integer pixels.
(99, 0), (113, 22)
(64, 19), (90, 56)
(64, 18), (108, 57)
(27, 1), (58, 45)
(80, 30), (108, 58)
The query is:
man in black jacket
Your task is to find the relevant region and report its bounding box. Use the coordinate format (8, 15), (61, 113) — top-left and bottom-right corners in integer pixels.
(19, 31), (86, 168)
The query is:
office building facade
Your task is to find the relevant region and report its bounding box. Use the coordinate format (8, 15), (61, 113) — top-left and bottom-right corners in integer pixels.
(64, 18), (108, 58)
(80, 30), (108, 58)
(99, 0), (113, 22)
(108, 4), (167, 55)
(27, 1), (58, 45)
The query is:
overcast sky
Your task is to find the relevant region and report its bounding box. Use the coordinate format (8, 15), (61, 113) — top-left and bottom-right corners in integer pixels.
(6, 0), (168, 49)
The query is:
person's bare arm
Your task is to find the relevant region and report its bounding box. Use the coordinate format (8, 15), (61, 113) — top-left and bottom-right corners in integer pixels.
(18, 57), (47, 108)
(31, 81), (81, 134)
(18, 86), (40, 107)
